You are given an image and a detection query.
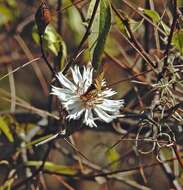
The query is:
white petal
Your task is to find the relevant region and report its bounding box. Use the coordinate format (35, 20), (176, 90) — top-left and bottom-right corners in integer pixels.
(97, 104), (119, 113)
(101, 79), (106, 87)
(88, 67), (93, 85)
(103, 99), (124, 105)
(51, 86), (74, 101)
(83, 109), (97, 127)
(101, 89), (117, 97)
(57, 72), (76, 91)
(67, 108), (85, 120)
(82, 66), (87, 82)
(82, 66), (93, 92)
(94, 107), (116, 123)
(71, 66), (82, 85)
(100, 99), (124, 112)
(63, 97), (81, 110)
(76, 66), (82, 81)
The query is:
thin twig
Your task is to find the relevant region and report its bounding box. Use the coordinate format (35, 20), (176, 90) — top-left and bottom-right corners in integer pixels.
(105, 51), (147, 82)
(0, 57), (41, 81)
(57, 0), (87, 13)
(14, 34), (48, 96)
(57, 0), (62, 35)
(172, 144), (183, 169)
(158, 0), (178, 80)
(54, 175), (75, 190)
(39, 36), (57, 77)
(111, 3), (156, 69)
(142, 0), (150, 72)
(8, 66), (16, 112)
(62, 0), (100, 75)
(122, 0), (166, 36)
(43, 155), (183, 179)
(12, 143), (53, 190)
(0, 95), (59, 120)
(106, 69), (152, 89)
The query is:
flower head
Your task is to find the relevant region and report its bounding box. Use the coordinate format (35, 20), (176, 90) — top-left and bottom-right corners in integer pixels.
(51, 65), (124, 127)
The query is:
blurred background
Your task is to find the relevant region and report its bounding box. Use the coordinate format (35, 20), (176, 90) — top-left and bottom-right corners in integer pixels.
(0, 0), (183, 189)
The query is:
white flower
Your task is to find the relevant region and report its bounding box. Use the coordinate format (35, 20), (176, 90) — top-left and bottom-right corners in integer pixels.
(51, 65), (124, 127)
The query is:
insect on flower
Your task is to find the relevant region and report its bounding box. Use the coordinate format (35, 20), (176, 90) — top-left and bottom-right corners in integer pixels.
(51, 64), (124, 127)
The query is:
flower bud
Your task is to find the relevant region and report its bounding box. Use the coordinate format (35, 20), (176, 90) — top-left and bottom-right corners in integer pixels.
(35, 1), (51, 35)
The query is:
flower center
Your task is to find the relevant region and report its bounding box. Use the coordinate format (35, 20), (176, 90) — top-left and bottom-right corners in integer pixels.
(80, 86), (104, 109)
(80, 90), (97, 108)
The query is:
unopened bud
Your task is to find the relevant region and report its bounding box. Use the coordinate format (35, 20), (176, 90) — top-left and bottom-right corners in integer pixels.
(35, 1), (51, 35)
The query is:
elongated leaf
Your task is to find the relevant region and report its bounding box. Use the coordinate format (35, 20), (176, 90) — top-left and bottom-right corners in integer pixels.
(25, 134), (52, 149)
(172, 30), (183, 54)
(88, 0), (111, 69)
(130, 18), (144, 32)
(116, 17), (144, 34)
(143, 9), (160, 23)
(27, 161), (78, 175)
(32, 24), (67, 69)
(0, 117), (14, 142)
(140, 8), (169, 34)
(66, 0), (85, 43)
(114, 14), (128, 36)
(0, 178), (14, 190)
(87, 0), (100, 60)
(32, 25), (40, 43)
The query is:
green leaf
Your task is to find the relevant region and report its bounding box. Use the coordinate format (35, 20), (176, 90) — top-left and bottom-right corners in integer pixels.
(105, 37), (120, 56)
(87, 0), (100, 60)
(141, 8), (170, 34)
(0, 5), (14, 26)
(0, 178), (14, 190)
(32, 25), (40, 44)
(114, 14), (128, 36)
(177, 0), (183, 8)
(25, 134), (53, 149)
(66, 0), (85, 43)
(58, 41), (67, 70)
(143, 9), (161, 23)
(106, 148), (120, 169)
(88, 0), (111, 69)
(32, 24), (67, 69)
(161, 21), (170, 35)
(0, 117), (14, 143)
(6, 0), (17, 7)
(16, 134), (55, 154)
(130, 18), (144, 32)
(44, 25), (66, 55)
(26, 161), (78, 175)
(172, 30), (183, 54)
(0, 0), (17, 7)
